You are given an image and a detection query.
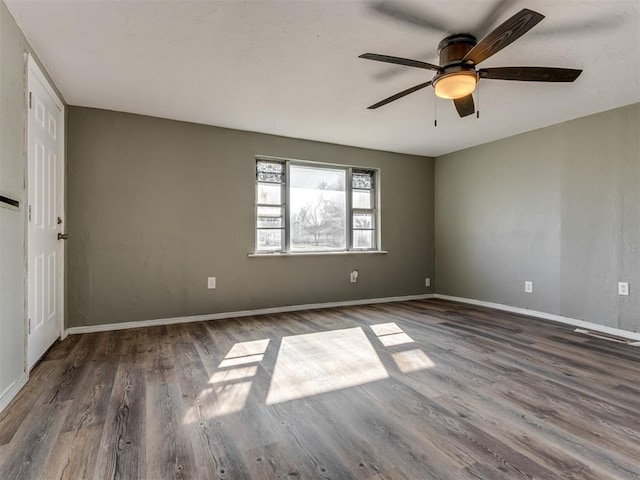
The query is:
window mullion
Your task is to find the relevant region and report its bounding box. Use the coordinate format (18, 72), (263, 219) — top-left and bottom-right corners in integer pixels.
(284, 161), (291, 253)
(347, 167), (353, 251)
(373, 186), (378, 251)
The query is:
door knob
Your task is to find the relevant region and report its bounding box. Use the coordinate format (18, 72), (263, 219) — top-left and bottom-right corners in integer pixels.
(57, 233), (68, 240)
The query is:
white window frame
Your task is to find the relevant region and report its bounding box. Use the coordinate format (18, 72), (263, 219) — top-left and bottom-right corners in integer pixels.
(254, 156), (381, 255)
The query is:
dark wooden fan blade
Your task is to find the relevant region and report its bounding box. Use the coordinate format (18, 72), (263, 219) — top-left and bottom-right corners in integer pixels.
(463, 9), (545, 65)
(367, 81), (432, 109)
(479, 67), (582, 82)
(370, 1), (450, 34)
(453, 94), (475, 117)
(476, 0), (513, 38)
(359, 53), (442, 72)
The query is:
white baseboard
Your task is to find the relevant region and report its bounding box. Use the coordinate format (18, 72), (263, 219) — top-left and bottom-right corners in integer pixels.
(64, 292), (639, 343)
(434, 294), (640, 342)
(65, 293), (436, 335)
(0, 373), (28, 415)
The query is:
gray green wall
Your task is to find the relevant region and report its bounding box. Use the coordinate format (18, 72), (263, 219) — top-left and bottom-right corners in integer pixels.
(0, 1), (63, 408)
(66, 107), (435, 328)
(435, 103), (640, 333)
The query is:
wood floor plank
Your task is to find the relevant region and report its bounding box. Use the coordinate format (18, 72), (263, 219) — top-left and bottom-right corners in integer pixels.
(61, 360), (117, 433)
(1, 299), (638, 480)
(44, 333), (102, 405)
(437, 391), (629, 480)
(146, 380), (197, 480)
(0, 443), (8, 466)
(0, 401), (72, 480)
(173, 339), (254, 480)
(174, 338), (258, 480)
(288, 383), (459, 479)
(44, 334), (82, 360)
(92, 330), (125, 361)
(42, 424), (104, 480)
(243, 441), (317, 479)
(0, 359), (63, 445)
(92, 363), (146, 480)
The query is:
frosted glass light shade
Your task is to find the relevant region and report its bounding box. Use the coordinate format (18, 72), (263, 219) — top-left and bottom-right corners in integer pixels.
(434, 72), (477, 99)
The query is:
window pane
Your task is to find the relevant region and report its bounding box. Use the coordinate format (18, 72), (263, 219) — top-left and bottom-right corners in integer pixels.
(256, 161), (285, 183)
(257, 206), (284, 228)
(290, 165), (346, 251)
(257, 229), (284, 251)
(353, 189), (373, 209)
(257, 183), (282, 205)
(353, 230), (374, 249)
(352, 170), (374, 189)
(353, 212), (374, 229)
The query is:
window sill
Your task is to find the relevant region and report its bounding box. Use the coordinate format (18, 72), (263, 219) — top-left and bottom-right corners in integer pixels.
(248, 250), (388, 258)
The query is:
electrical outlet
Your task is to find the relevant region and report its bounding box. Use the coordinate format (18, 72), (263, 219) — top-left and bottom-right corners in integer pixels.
(618, 282), (629, 296)
(208, 277), (216, 289)
(350, 270), (359, 283)
(524, 281), (533, 294)
(425, 278), (431, 287)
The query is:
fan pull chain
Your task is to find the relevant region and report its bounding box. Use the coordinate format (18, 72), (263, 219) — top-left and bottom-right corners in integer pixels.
(434, 94), (438, 127)
(476, 82), (480, 119)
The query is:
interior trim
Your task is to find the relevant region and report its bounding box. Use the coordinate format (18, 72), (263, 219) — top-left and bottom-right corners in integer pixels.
(248, 250), (388, 257)
(434, 294), (640, 342)
(65, 292), (640, 342)
(65, 293), (436, 335)
(0, 373), (28, 415)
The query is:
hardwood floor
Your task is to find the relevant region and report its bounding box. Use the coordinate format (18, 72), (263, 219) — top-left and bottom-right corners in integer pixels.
(1, 299), (639, 479)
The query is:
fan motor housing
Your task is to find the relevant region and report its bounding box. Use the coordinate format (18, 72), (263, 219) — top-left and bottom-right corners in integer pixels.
(437, 34), (477, 67)
(432, 33), (479, 92)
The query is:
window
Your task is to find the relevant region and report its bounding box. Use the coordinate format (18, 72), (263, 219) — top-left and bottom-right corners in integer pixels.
(255, 157), (379, 253)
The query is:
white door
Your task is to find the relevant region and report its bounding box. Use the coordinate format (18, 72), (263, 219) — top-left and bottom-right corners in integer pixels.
(27, 56), (65, 369)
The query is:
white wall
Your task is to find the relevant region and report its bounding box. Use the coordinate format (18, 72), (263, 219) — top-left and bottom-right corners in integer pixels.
(0, 0), (64, 412)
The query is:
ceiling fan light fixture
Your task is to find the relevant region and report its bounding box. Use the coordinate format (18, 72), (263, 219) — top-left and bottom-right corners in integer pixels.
(433, 71), (477, 99)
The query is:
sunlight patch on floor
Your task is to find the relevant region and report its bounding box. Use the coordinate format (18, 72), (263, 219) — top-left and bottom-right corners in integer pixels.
(378, 332), (414, 346)
(183, 342), (269, 423)
(184, 323), (433, 422)
(370, 322), (404, 336)
(371, 322), (415, 346)
(218, 354), (264, 368)
(207, 381), (254, 416)
(392, 349), (435, 373)
(185, 379), (255, 422)
(210, 365), (258, 383)
(371, 322), (434, 372)
(266, 327), (388, 405)
(218, 339), (270, 368)
(226, 339), (270, 358)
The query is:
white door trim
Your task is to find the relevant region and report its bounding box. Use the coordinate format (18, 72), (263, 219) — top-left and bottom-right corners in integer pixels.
(27, 56), (64, 110)
(26, 54), (66, 365)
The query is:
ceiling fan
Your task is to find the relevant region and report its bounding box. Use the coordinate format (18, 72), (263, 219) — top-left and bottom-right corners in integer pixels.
(360, 8), (583, 117)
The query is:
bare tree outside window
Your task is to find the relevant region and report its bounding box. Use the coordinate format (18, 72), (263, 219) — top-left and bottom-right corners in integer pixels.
(290, 167), (346, 251)
(255, 158), (377, 253)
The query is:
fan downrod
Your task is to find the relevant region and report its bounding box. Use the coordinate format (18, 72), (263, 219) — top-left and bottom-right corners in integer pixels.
(437, 34), (477, 67)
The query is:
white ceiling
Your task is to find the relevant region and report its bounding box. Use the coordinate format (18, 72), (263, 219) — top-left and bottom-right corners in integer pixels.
(6, 0), (640, 157)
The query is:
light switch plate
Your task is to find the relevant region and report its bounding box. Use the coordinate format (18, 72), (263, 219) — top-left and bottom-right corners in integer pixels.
(208, 277), (216, 289)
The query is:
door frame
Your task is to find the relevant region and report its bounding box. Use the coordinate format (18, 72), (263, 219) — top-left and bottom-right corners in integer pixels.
(26, 53), (66, 371)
